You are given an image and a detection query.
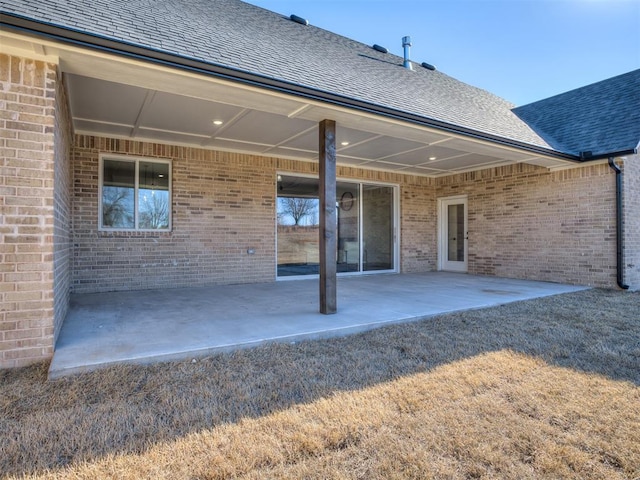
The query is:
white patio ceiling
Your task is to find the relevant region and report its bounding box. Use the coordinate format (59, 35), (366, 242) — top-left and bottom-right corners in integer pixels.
(6, 31), (577, 177)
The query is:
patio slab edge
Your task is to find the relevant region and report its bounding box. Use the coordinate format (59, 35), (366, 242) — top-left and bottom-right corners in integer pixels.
(47, 283), (589, 379)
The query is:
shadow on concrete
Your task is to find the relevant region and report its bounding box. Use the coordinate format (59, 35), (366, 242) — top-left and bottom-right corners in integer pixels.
(49, 273), (587, 377)
(1, 287), (638, 477)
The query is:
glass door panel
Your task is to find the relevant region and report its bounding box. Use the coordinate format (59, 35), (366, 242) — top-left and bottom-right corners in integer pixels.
(363, 185), (394, 271)
(277, 175), (320, 277)
(439, 196), (468, 272)
(447, 204), (465, 262)
(277, 175), (397, 278)
(337, 183), (359, 273)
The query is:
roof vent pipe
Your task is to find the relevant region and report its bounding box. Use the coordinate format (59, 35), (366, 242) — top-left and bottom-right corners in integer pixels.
(402, 36), (413, 70)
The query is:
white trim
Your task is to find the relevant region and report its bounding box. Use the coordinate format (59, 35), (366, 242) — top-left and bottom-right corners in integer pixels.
(0, 43), (59, 63)
(548, 158), (610, 172)
(437, 195), (468, 272)
(98, 153), (172, 232)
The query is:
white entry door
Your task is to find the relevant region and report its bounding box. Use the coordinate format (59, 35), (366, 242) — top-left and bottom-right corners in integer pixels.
(438, 196), (468, 272)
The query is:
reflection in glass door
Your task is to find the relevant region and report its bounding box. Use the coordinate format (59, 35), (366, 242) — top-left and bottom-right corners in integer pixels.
(438, 196), (468, 272)
(362, 185), (394, 271)
(277, 175), (396, 278)
(276, 175), (320, 276)
(337, 183), (360, 272)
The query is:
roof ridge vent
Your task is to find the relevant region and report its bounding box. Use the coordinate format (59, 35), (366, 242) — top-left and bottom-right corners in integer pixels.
(289, 14), (309, 26)
(372, 44), (388, 54)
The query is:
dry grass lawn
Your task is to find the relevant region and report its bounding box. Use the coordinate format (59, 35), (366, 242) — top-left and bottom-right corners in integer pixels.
(1, 289), (639, 479)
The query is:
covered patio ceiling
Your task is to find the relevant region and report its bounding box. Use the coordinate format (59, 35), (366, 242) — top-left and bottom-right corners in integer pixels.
(6, 30), (578, 177)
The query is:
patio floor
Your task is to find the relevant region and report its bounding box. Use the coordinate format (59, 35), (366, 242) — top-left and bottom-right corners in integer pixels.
(49, 272), (588, 378)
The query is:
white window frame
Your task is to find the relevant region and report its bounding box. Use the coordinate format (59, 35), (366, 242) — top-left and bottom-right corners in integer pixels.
(99, 154), (172, 232)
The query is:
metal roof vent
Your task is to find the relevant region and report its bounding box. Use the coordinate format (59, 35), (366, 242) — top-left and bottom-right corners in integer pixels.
(402, 36), (413, 70)
(421, 62), (436, 71)
(372, 44), (388, 54)
(289, 14), (309, 26)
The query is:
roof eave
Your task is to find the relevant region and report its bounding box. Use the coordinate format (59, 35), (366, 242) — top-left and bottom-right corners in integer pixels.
(1, 12), (582, 163)
(580, 147), (639, 162)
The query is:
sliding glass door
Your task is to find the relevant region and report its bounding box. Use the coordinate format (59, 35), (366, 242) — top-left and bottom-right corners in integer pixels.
(362, 185), (394, 271)
(277, 175), (396, 278)
(276, 176), (320, 276)
(337, 182), (359, 272)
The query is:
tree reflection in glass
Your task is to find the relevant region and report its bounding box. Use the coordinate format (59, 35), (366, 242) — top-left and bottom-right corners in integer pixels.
(102, 159), (135, 228)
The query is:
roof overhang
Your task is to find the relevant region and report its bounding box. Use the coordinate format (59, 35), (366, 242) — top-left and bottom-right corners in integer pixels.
(1, 15), (584, 177)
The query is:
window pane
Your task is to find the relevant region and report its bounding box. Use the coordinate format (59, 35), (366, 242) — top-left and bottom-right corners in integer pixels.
(139, 161), (169, 190)
(139, 189), (170, 229)
(138, 162), (170, 229)
(102, 159), (134, 228)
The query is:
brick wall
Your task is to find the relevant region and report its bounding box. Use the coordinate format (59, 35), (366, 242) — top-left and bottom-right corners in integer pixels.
(53, 72), (72, 341)
(400, 177), (437, 273)
(436, 162), (618, 287)
(622, 154), (640, 289)
(71, 135), (623, 294)
(72, 137), (278, 292)
(0, 55), (59, 368)
(71, 137), (437, 292)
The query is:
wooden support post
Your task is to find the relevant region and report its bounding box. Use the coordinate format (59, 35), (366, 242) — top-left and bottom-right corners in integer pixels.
(319, 119), (337, 314)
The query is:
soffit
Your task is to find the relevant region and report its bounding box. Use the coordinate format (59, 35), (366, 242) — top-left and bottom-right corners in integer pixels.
(3, 31), (579, 177)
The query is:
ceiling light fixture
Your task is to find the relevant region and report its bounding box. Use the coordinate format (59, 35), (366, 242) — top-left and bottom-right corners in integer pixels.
(429, 156), (437, 161)
(341, 141), (350, 146)
(213, 120), (223, 125)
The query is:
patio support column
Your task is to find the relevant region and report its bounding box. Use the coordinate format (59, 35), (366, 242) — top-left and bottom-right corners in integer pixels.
(319, 119), (337, 314)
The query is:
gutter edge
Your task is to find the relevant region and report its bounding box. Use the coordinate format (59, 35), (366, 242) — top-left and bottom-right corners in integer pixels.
(608, 157), (630, 290)
(581, 148), (638, 162)
(1, 12), (582, 162)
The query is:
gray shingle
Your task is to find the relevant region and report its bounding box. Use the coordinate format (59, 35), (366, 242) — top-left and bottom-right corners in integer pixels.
(513, 70), (640, 157)
(2, 0), (636, 157)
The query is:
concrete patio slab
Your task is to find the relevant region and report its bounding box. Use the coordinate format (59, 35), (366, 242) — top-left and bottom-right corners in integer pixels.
(49, 273), (588, 378)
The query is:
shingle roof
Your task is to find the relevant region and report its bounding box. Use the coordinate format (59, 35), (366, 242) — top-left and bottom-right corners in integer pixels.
(1, 0), (637, 158)
(514, 70), (640, 158)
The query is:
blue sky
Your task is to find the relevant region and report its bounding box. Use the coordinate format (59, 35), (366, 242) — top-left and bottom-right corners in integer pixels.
(247, 0), (640, 106)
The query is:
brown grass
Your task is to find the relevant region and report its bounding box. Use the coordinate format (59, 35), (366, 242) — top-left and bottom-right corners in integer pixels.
(1, 289), (639, 479)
